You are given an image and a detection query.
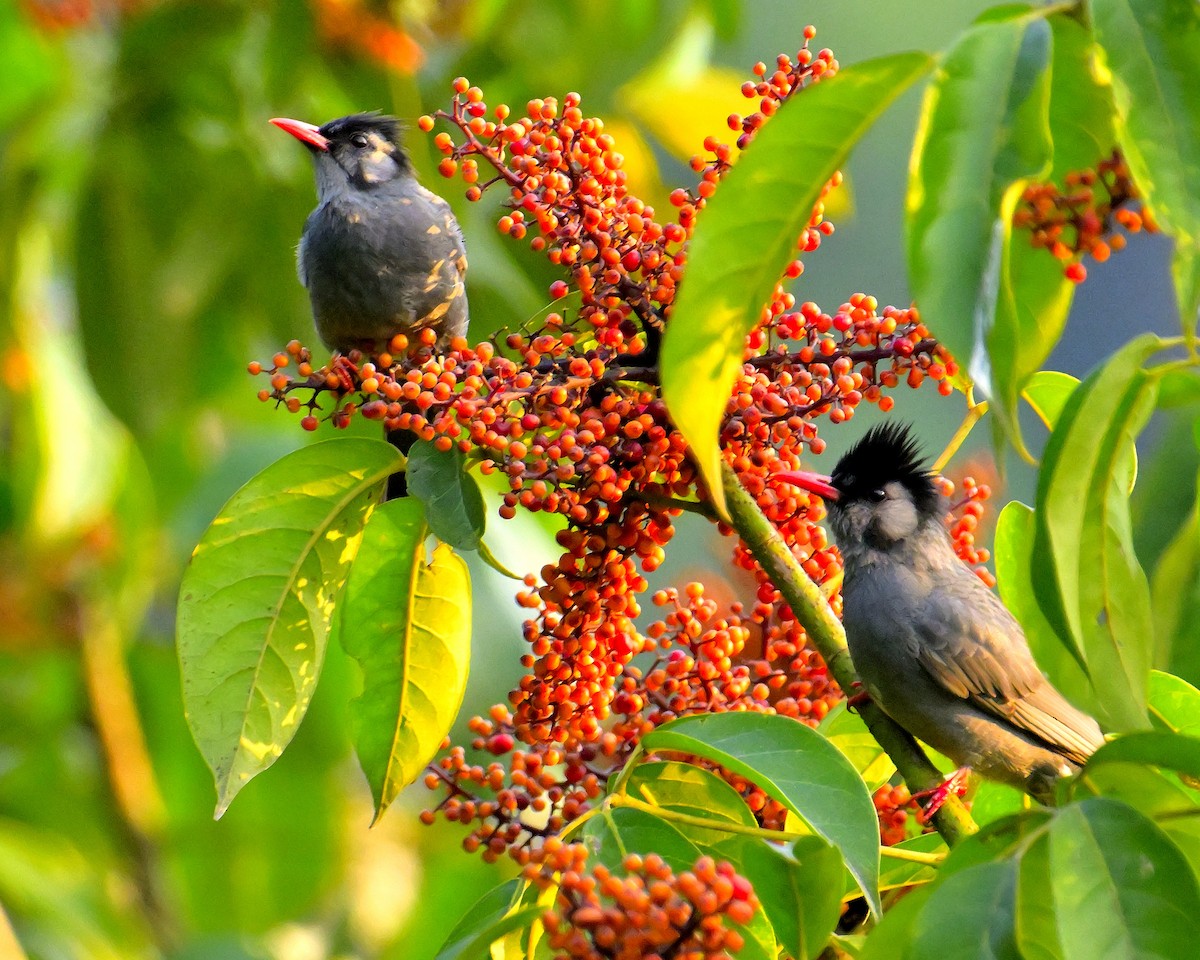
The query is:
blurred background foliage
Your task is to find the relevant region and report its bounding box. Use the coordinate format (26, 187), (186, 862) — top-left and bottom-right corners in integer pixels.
(0, 1), (1182, 958)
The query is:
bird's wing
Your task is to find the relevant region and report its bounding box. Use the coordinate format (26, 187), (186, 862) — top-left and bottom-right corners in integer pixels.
(911, 576), (1103, 766)
(380, 184), (468, 325)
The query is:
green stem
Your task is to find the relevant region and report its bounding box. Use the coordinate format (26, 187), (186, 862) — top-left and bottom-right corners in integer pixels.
(610, 794), (946, 865)
(720, 461), (979, 846)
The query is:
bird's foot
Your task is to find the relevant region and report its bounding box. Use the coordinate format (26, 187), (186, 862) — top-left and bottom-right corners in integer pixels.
(845, 682), (871, 713)
(330, 355), (359, 392)
(913, 767), (972, 823)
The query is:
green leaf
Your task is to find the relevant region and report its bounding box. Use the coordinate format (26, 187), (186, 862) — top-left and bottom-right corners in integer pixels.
(994, 501), (1099, 717)
(436, 881), (543, 960)
(661, 52), (933, 514)
(1045, 14), (1119, 180)
(625, 761), (757, 847)
(1149, 669), (1200, 737)
(177, 437), (402, 816)
(1022, 369), (1080, 430)
(639, 712), (880, 915)
(336, 497), (471, 823)
(406, 440), (487, 551)
(818, 705), (896, 791)
(1014, 834), (1060, 960)
(738, 836), (843, 960)
(1085, 730), (1200, 781)
(1043, 797), (1200, 958)
(1033, 334), (1163, 729)
(583, 807), (703, 874)
(907, 13), (1051, 394)
(1092, 0), (1200, 331)
(1150, 503), (1200, 684)
(858, 885), (934, 960)
(906, 860), (1022, 960)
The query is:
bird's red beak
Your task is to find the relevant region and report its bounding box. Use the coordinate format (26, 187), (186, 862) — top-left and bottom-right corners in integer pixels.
(773, 470), (840, 502)
(270, 117), (330, 152)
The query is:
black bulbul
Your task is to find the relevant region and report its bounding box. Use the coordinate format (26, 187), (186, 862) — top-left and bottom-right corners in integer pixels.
(776, 423), (1104, 804)
(270, 112), (469, 354)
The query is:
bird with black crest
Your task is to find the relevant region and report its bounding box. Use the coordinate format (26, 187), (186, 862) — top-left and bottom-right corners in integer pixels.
(272, 111), (469, 496)
(775, 422), (1104, 812)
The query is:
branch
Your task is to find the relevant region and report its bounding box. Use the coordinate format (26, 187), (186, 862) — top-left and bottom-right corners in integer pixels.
(719, 460), (979, 847)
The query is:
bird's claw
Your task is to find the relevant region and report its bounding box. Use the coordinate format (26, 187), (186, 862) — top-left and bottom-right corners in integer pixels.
(913, 767), (972, 823)
(845, 681), (870, 713)
(330, 355), (359, 392)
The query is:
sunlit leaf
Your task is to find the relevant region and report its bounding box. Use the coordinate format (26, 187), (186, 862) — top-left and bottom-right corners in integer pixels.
(662, 53), (933, 513)
(1085, 730), (1200, 781)
(625, 761), (757, 849)
(818, 704), (896, 791)
(1092, 0), (1200, 332)
(639, 712), (880, 915)
(337, 497), (471, 822)
(177, 438), (401, 816)
(907, 12), (1051, 398)
(1033, 334), (1163, 729)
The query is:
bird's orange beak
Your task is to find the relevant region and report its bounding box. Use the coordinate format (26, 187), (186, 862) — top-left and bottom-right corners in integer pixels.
(270, 117), (330, 152)
(773, 470), (840, 501)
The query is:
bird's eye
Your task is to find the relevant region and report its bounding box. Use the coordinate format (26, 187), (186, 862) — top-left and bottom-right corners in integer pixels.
(350, 133), (369, 148)
(868, 488), (886, 502)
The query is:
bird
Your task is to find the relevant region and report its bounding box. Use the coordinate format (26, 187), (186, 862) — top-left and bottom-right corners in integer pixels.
(270, 112), (469, 354)
(775, 422), (1104, 806)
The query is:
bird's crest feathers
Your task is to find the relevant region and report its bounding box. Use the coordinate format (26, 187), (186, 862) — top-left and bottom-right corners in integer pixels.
(832, 422), (940, 514)
(319, 112), (407, 151)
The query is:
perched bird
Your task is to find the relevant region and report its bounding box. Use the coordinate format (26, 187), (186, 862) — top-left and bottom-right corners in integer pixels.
(270, 112), (469, 354)
(776, 422), (1103, 805)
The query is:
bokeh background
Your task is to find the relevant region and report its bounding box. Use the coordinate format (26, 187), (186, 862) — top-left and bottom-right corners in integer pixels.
(0, 1), (1182, 958)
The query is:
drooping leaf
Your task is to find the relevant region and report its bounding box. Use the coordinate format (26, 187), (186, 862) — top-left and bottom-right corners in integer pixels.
(907, 12), (1051, 397)
(639, 712), (880, 915)
(336, 497), (471, 823)
(737, 836), (843, 960)
(1043, 797), (1200, 958)
(1092, 0), (1200, 332)
(1033, 334), (1163, 729)
(406, 439), (487, 551)
(436, 880), (543, 960)
(1150, 503), (1200, 684)
(177, 437), (402, 816)
(661, 52), (933, 514)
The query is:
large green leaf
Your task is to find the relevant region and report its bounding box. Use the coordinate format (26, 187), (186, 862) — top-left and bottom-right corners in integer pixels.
(1150, 501), (1200, 685)
(906, 860), (1022, 960)
(436, 880), (543, 960)
(994, 501), (1099, 717)
(1042, 798), (1200, 958)
(661, 52), (933, 513)
(624, 761), (758, 850)
(1085, 730), (1200, 781)
(336, 497), (471, 823)
(1092, 0), (1200, 331)
(582, 806), (703, 874)
(406, 440), (487, 551)
(177, 437), (401, 816)
(907, 11), (1051, 395)
(737, 836), (843, 960)
(639, 712), (880, 915)
(1033, 334), (1163, 729)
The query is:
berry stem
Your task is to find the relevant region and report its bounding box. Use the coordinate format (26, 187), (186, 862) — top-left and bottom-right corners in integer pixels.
(719, 459), (979, 847)
(930, 386), (988, 474)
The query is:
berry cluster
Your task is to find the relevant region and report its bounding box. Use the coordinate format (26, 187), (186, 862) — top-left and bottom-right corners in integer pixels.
(873, 783), (915, 846)
(1012, 150), (1157, 283)
(937, 474), (995, 588)
(534, 849), (758, 960)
